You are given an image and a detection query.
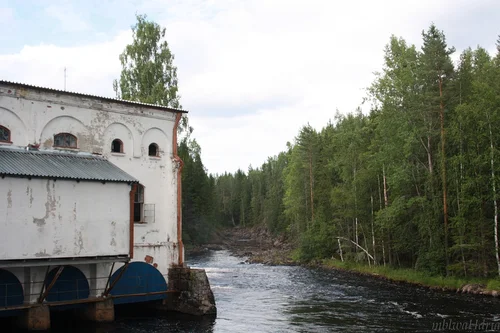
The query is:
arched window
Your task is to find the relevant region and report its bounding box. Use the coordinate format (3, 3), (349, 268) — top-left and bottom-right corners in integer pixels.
(54, 133), (77, 148)
(111, 139), (123, 153)
(0, 125), (11, 143)
(148, 143), (159, 157)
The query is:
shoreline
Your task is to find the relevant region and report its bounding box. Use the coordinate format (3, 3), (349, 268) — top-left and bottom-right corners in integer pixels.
(316, 260), (500, 297)
(186, 227), (500, 298)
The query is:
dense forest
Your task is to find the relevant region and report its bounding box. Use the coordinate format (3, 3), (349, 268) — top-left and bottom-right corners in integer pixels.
(205, 25), (500, 278)
(115, 16), (500, 278)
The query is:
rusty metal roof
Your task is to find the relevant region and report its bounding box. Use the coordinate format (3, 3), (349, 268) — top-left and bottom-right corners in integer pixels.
(0, 147), (138, 183)
(0, 80), (188, 114)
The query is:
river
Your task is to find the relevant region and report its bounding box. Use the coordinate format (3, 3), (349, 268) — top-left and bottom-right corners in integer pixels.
(99, 249), (500, 332)
(25, 250), (500, 332)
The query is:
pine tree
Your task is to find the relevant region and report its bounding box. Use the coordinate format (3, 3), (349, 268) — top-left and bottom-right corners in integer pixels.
(420, 24), (455, 273)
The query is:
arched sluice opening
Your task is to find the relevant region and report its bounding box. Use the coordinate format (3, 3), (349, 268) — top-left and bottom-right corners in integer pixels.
(0, 269), (24, 307)
(110, 262), (167, 305)
(44, 266), (89, 303)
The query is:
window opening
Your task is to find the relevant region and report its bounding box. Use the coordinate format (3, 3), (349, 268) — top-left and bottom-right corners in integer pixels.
(148, 143), (159, 157)
(134, 184), (145, 223)
(54, 133), (77, 148)
(0, 126), (11, 142)
(111, 139), (123, 153)
(144, 204), (155, 223)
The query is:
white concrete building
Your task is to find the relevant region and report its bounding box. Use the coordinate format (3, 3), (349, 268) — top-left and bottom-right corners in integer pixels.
(0, 80), (186, 314)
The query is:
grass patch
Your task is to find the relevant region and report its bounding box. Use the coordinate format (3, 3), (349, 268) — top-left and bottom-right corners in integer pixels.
(321, 259), (499, 291)
(486, 279), (500, 291)
(290, 248), (302, 262)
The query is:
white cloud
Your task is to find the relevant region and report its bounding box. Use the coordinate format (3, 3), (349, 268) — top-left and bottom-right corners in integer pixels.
(45, 3), (90, 32)
(0, 31), (130, 95)
(190, 98), (336, 174)
(1, 0), (499, 174)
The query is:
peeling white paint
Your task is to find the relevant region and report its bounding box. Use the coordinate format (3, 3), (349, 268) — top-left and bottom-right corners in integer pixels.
(0, 83), (181, 303)
(0, 178), (130, 259)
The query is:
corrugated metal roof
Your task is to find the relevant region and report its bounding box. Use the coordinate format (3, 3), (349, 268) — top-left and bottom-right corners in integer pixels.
(0, 80), (188, 114)
(0, 147), (138, 183)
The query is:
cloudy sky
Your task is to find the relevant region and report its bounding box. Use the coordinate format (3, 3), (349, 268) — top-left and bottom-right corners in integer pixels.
(1, 0), (499, 174)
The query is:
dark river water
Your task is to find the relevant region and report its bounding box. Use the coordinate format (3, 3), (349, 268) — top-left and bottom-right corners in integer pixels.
(12, 250), (500, 332)
(189, 250), (500, 333)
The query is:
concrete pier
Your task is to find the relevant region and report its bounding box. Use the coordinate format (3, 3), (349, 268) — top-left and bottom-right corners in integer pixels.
(163, 267), (217, 316)
(17, 305), (50, 331)
(80, 298), (115, 323)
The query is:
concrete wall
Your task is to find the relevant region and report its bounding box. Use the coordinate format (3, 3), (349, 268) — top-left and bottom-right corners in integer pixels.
(0, 83), (181, 276)
(0, 178), (130, 260)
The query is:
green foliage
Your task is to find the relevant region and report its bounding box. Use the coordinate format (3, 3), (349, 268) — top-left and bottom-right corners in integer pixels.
(296, 221), (336, 261)
(114, 14), (180, 108)
(179, 139), (217, 243)
(114, 14), (191, 135)
(486, 279), (500, 291)
(211, 152), (290, 234)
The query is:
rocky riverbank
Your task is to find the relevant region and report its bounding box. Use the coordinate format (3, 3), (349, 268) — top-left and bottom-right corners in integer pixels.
(185, 226), (294, 265)
(222, 226), (295, 265)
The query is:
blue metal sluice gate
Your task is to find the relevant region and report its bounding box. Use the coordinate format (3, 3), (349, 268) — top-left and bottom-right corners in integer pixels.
(0, 269), (24, 317)
(0, 269), (23, 307)
(44, 265), (90, 302)
(110, 262), (168, 305)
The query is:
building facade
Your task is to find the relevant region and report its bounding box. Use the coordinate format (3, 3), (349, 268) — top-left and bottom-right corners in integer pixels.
(0, 80), (186, 320)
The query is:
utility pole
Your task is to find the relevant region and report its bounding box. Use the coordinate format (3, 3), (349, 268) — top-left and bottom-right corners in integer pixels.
(64, 67), (67, 91)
